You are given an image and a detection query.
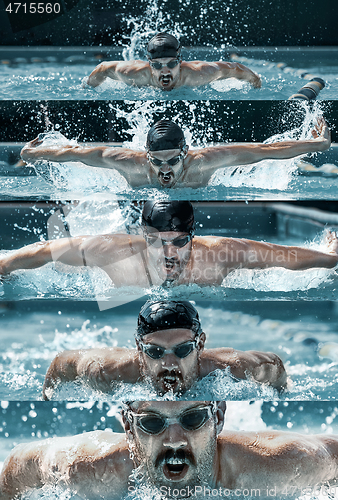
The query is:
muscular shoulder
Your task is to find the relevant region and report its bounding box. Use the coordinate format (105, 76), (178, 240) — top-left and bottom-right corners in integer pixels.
(115, 60), (152, 86)
(180, 61), (223, 86)
(219, 430), (333, 462)
(80, 234), (146, 263)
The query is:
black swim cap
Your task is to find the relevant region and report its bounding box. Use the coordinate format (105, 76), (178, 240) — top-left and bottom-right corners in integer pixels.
(147, 33), (181, 60)
(141, 201), (194, 234)
(136, 300), (202, 337)
(146, 120), (186, 152)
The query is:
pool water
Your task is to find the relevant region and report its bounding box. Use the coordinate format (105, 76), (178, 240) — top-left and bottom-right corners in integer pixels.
(1, 301), (338, 401)
(1, 51), (338, 100)
(1, 99), (337, 201)
(2, 400), (338, 500)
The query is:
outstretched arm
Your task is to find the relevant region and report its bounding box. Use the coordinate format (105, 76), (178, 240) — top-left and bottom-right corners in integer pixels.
(219, 230), (338, 274)
(201, 349), (287, 390)
(188, 117), (330, 183)
(182, 61), (261, 87)
(85, 60), (151, 88)
(20, 137), (147, 186)
(0, 237), (88, 277)
(42, 348), (139, 400)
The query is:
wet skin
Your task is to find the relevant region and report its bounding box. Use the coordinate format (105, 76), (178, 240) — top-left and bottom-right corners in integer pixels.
(137, 328), (205, 394)
(148, 148), (186, 187)
(145, 230), (193, 283)
(124, 401), (222, 490)
(149, 57), (181, 90)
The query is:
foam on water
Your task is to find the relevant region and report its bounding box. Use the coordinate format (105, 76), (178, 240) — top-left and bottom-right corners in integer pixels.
(2, 304), (338, 400)
(3, 400), (338, 500)
(24, 102), (326, 195)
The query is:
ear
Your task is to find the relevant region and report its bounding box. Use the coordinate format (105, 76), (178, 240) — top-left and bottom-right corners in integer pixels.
(214, 402), (226, 435)
(197, 332), (206, 352)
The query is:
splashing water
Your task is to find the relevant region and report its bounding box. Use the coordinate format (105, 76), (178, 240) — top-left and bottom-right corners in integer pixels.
(26, 101), (328, 194)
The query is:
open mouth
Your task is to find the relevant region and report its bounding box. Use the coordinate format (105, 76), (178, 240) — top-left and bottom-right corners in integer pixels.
(158, 371), (182, 392)
(163, 457), (189, 481)
(160, 75), (173, 88)
(163, 374), (179, 388)
(159, 171), (174, 184)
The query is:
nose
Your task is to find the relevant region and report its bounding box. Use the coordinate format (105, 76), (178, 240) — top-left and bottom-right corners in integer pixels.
(163, 242), (178, 258)
(161, 352), (179, 369)
(162, 423), (188, 450)
(160, 164), (171, 172)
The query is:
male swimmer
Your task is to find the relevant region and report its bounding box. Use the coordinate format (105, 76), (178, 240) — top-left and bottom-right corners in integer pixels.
(2, 401), (338, 499)
(42, 300), (287, 399)
(20, 117), (330, 189)
(1, 201), (338, 288)
(84, 32), (261, 91)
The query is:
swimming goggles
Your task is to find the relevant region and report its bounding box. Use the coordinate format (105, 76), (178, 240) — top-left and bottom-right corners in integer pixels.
(149, 59), (180, 70)
(127, 404), (215, 435)
(144, 233), (192, 249)
(147, 149), (186, 168)
(138, 338), (199, 359)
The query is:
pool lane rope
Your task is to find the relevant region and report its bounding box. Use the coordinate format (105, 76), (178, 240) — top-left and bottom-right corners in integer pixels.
(230, 53), (325, 100)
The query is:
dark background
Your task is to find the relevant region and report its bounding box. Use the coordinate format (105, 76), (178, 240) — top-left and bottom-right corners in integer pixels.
(1, 100), (336, 143)
(1, 0), (338, 47)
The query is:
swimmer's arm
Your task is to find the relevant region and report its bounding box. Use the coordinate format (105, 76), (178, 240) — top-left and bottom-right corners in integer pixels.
(0, 442), (45, 499)
(189, 117), (330, 181)
(0, 237), (89, 276)
(20, 139), (148, 186)
(220, 432), (338, 490)
(42, 348), (140, 400)
(86, 60), (151, 87)
(218, 236), (338, 273)
(201, 349), (287, 390)
(182, 61), (261, 87)
(0, 433), (131, 500)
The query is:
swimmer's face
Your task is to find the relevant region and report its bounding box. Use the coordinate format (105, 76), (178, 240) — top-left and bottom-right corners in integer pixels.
(123, 401), (224, 491)
(147, 148), (187, 188)
(149, 57), (181, 90)
(144, 230), (193, 283)
(137, 328), (205, 394)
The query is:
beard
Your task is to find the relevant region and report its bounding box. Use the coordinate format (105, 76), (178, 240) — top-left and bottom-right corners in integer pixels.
(129, 426), (218, 494)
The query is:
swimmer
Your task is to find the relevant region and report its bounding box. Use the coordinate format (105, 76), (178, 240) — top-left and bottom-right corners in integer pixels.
(84, 32), (261, 91)
(2, 401), (338, 500)
(42, 300), (287, 399)
(20, 117), (331, 189)
(0, 201), (338, 287)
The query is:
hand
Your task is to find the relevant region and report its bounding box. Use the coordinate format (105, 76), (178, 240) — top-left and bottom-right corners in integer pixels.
(324, 229), (338, 255)
(20, 136), (44, 161)
(81, 76), (90, 89)
(251, 73), (262, 88)
(311, 117), (331, 151)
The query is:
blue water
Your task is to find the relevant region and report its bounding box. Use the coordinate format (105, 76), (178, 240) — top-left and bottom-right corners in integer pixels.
(1, 301), (338, 401)
(1, 54), (338, 100)
(2, 401), (338, 500)
(1, 101), (337, 201)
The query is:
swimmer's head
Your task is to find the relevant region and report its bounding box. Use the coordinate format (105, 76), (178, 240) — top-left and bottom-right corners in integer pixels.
(147, 33), (182, 90)
(147, 33), (181, 60)
(136, 300), (202, 337)
(141, 200), (194, 234)
(146, 120), (186, 152)
(121, 400), (226, 490)
(146, 121), (188, 187)
(141, 201), (194, 282)
(135, 300), (205, 394)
